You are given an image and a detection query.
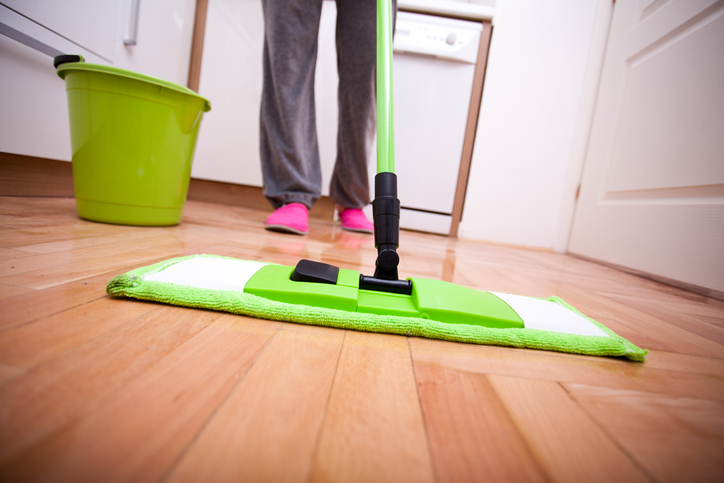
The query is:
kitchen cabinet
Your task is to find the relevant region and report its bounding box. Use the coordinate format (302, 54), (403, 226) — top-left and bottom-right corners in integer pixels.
(0, 0), (197, 161)
(191, 0), (339, 195)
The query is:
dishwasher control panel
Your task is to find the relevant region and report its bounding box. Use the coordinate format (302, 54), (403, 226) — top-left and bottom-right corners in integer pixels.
(393, 11), (482, 64)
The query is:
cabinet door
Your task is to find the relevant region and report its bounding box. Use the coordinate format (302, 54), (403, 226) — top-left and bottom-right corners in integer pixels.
(190, 0), (265, 187)
(191, 0), (339, 191)
(2, 0), (120, 62)
(568, 0), (724, 293)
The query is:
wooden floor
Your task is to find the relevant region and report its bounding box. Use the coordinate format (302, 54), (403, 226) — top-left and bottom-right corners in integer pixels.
(0, 196), (723, 483)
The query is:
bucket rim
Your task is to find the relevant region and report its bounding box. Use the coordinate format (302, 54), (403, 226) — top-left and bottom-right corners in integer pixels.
(57, 62), (211, 112)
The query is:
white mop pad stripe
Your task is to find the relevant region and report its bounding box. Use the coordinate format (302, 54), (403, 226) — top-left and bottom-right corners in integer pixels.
(145, 257), (269, 292)
(490, 292), (608, 337)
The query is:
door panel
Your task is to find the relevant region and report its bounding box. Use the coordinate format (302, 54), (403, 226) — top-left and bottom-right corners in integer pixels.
(568, 0), (724, 293)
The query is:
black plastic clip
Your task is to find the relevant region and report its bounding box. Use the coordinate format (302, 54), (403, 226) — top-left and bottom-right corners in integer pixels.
(290, 259), (339, 285)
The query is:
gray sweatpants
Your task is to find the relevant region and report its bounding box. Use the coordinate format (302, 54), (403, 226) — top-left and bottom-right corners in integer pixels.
(260, 0), (396, 210)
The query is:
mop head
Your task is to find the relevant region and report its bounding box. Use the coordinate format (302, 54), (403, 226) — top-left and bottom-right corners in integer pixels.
(106, 254), (647, 362)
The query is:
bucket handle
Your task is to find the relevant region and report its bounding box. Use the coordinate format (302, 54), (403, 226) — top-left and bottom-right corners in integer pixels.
(54, 54), (85, 69)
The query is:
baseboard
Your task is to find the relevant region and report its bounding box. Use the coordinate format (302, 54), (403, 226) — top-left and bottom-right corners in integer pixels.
(0, 152), (74, 197)
(0, 153), (335, 219)
(187, 178), (335, 219)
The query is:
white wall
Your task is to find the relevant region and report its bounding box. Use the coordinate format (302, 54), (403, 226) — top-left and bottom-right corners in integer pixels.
(0, 0), (197, 162)
(459, 0), (612, 251)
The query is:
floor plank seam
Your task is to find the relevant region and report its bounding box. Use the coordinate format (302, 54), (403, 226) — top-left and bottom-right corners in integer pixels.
(303, 329), (348, 483)
(0, 363), (28, 387)
(557, 381), (657, 483)
(0, 291), (109, 333)
(484, 375), (556, 483)
(156, 320), (286, 483)
(407, 337), (440, 483)
(0, 414), (80, 476)
(0, 255), (186, 331)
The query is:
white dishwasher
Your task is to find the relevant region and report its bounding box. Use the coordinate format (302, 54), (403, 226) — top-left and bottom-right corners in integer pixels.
(367, 11), (483, 235)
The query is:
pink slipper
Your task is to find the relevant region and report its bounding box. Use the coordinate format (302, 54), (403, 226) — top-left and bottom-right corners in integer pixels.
(265, 203), (309, 235)
(338, 207), (374, 234)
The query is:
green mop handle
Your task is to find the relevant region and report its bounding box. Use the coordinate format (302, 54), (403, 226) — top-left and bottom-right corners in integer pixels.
(367, 0), (407, 286)
(376, 0), (394, 174)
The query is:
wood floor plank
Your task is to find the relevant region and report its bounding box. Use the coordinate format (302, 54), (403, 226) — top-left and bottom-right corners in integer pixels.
(451, 260), (524, 294)
(604, 286), (724, 317)
(644, 350), (724, 377)
(409, 337), (724, 402)
(0, 235), (219, 289)
(0, 197), (76, 215)
(0, 270), (121, 331)
(0, 361), (25, 385)
(0, 247), (34, 261)
(660, 298), (724, 320)
(0, 283), (34, 301)
(309, 332), (435, 483)
(0, 305), (221, 465)
(167, 323), (343, 483)
(610, 293), (724, 345)
(0, 231), (182, 277)
(488, 375), (649, 483)
(413, 363), (548, 483)
(0, 220), (146, 249)
(0, 212), (78, 228)
(0, 315), (280, 483)
(17, 227), (169, 254)
(0, 296), (158, 367)
(565, 383), (724, 483)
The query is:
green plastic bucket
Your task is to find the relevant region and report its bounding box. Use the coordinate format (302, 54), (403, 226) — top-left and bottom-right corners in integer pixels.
(56, 58), (211, 226)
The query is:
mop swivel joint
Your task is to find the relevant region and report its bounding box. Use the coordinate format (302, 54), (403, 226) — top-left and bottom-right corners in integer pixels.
(359, 172), (412, 295)
(372, 173), (401, 249)
(372, 172), (401, 279)
(377, 245), (399, 271)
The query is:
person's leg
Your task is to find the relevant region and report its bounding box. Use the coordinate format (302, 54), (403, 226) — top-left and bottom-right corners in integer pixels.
(330, 0), (397, 210)
(260, 0), (324, 210)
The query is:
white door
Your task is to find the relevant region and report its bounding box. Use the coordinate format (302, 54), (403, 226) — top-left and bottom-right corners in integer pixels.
(568, 0), (724, 294)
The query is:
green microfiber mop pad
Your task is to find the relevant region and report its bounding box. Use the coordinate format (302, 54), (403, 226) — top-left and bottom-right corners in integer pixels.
(106, 254), (647, 362)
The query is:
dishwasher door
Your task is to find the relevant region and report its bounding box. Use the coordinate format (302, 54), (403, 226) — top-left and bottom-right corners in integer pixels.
(370, 12), (482, 234)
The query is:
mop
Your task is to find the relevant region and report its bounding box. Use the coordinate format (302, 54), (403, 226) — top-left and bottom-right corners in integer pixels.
(107, 0), (646, 362)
